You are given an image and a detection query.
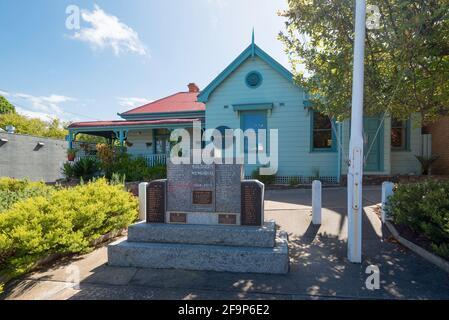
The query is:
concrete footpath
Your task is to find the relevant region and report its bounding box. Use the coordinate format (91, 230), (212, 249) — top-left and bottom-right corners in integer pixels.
(3, 187), (449, 300)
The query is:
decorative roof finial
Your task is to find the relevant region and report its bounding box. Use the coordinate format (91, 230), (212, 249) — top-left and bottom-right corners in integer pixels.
(251, 28), (255, 58)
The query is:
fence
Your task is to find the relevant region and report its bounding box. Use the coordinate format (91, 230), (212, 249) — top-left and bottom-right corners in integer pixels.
(77, 153), (167, 168)
(142, 154), (167, 167)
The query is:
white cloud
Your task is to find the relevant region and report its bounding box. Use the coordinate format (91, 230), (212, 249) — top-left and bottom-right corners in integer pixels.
(14, 93), (75, 115)
(0, 90), (10, 97)
(11, 93), (76, 121)
(206, 0), (228, 28)
(73, 5), (148, 57)
(207, 0), (228, 8)
(14, 107), (57, 121)
(117, 97), (151, 111)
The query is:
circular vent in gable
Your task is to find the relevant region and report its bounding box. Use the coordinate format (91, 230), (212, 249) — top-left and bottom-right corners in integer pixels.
(245, 71), (263, 89)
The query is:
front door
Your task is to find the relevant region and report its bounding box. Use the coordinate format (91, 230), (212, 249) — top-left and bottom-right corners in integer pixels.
(240, 111), (268, 176)
(363, 117), (383, 172)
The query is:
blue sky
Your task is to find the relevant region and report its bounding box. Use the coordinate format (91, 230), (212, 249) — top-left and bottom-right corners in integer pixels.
(0, 0), (289, 122)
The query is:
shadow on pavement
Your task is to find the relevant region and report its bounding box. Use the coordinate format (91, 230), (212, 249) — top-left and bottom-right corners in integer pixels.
(67, 208), (449, 300)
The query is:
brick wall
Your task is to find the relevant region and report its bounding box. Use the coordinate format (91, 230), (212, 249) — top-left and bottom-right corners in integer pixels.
(429, 116), (449, 174)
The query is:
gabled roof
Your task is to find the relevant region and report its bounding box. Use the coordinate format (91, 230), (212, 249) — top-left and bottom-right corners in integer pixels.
(197, 43), (295, 103)
(120, 92), (205, 116)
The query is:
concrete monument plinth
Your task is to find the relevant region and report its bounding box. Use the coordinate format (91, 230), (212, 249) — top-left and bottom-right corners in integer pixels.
(108, 161), (289, 274)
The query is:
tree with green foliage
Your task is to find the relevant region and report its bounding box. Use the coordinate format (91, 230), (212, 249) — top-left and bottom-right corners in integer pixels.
(0, 96), (15, 114)
(0, 112), (67, 138)
(279, 0), (449, 123)
(0, 111), (106, 144)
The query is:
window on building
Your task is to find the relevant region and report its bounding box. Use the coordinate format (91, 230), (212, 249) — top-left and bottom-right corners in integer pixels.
(155, 129), (171, 154)
(391, 119), (409, 151)
(312, 111), (334, 151)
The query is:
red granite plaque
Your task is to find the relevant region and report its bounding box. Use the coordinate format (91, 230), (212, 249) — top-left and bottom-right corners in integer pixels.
(146, 180), (166, 223)
(241, 181), (263, 226)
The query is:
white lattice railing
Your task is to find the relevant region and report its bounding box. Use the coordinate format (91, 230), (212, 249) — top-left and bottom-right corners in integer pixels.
(142, 154), (167, 167)
(76, 154), (167, 168)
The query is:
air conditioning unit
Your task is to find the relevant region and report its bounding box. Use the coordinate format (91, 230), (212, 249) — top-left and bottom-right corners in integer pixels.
(6, 125), (16, 134)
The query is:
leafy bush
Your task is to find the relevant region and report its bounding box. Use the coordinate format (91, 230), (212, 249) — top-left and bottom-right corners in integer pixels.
(96, 143), (115, 175)
(0, 178), (53, 213)
(251, 169), (276, 185)
(0, 179), (138, 279)
(386, 180), (449, 258)
(109, 154), (152, 182)
(148, 165), (167, 180)
(62, 157), (101, 181)
(96, 144), (150, 181)
(62, 162), (75, 180)
(110, 173), (126, 186)
(98, 148), (166, 182)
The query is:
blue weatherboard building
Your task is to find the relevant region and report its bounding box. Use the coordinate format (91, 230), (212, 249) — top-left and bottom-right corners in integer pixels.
(69, 35), (423, 183)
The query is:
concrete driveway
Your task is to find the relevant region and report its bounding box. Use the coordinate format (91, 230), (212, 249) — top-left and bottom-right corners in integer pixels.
(3, 186), (449, 300)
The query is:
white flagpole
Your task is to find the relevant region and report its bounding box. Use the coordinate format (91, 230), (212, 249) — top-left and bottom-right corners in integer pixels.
(347, 0), (366, 263)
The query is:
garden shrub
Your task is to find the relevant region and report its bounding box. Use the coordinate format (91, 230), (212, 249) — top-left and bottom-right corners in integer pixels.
(251, 169), (276, 185)
(0, 178), (53, 213)
(64, 143), (167, 182)
(148, 165), (167, 180)
(0, 178), (138, 280)
(96, 143), (116, 176)
(62, 157), (101, 181)
(386, 180), (449, 258)
(95, 144), (159, 182)
(109, 154), (153, 182)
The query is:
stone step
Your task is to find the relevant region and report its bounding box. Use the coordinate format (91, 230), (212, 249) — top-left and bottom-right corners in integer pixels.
(127, 221), (276, 248)
(108, 232), (289, 274)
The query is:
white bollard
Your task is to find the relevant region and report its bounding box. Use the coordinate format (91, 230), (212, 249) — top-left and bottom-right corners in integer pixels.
(138, 182), (148, 222)
(381, 182), (394, 223)
(312, 180), (322, 225)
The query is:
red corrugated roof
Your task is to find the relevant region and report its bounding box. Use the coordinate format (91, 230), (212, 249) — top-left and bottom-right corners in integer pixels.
(121, 92), (205, 115)
(68, 118), (204, 129)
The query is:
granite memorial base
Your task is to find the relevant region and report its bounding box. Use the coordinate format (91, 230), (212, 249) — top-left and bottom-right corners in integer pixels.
(108, 162), (290, 274)
(108, 221), (289, 274)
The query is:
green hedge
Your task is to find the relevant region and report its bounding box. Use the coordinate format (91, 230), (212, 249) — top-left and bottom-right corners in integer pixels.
(106, 153), (167, 182)
(0, 178), (53, 213)
(63, 153), (167, 183)
(386, 181), (449, 259)
(0, 178), (138, 283)
(251, 169), (276, 185)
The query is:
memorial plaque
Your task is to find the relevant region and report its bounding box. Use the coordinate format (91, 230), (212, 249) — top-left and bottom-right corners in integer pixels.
(215, 164), (243, 213)
(146, 180), (166, 223)
(192, 191), (213, 205)
(170, 212), (187, 224)
(241, 181), (264, 226)
(218, 214), (237, 225)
